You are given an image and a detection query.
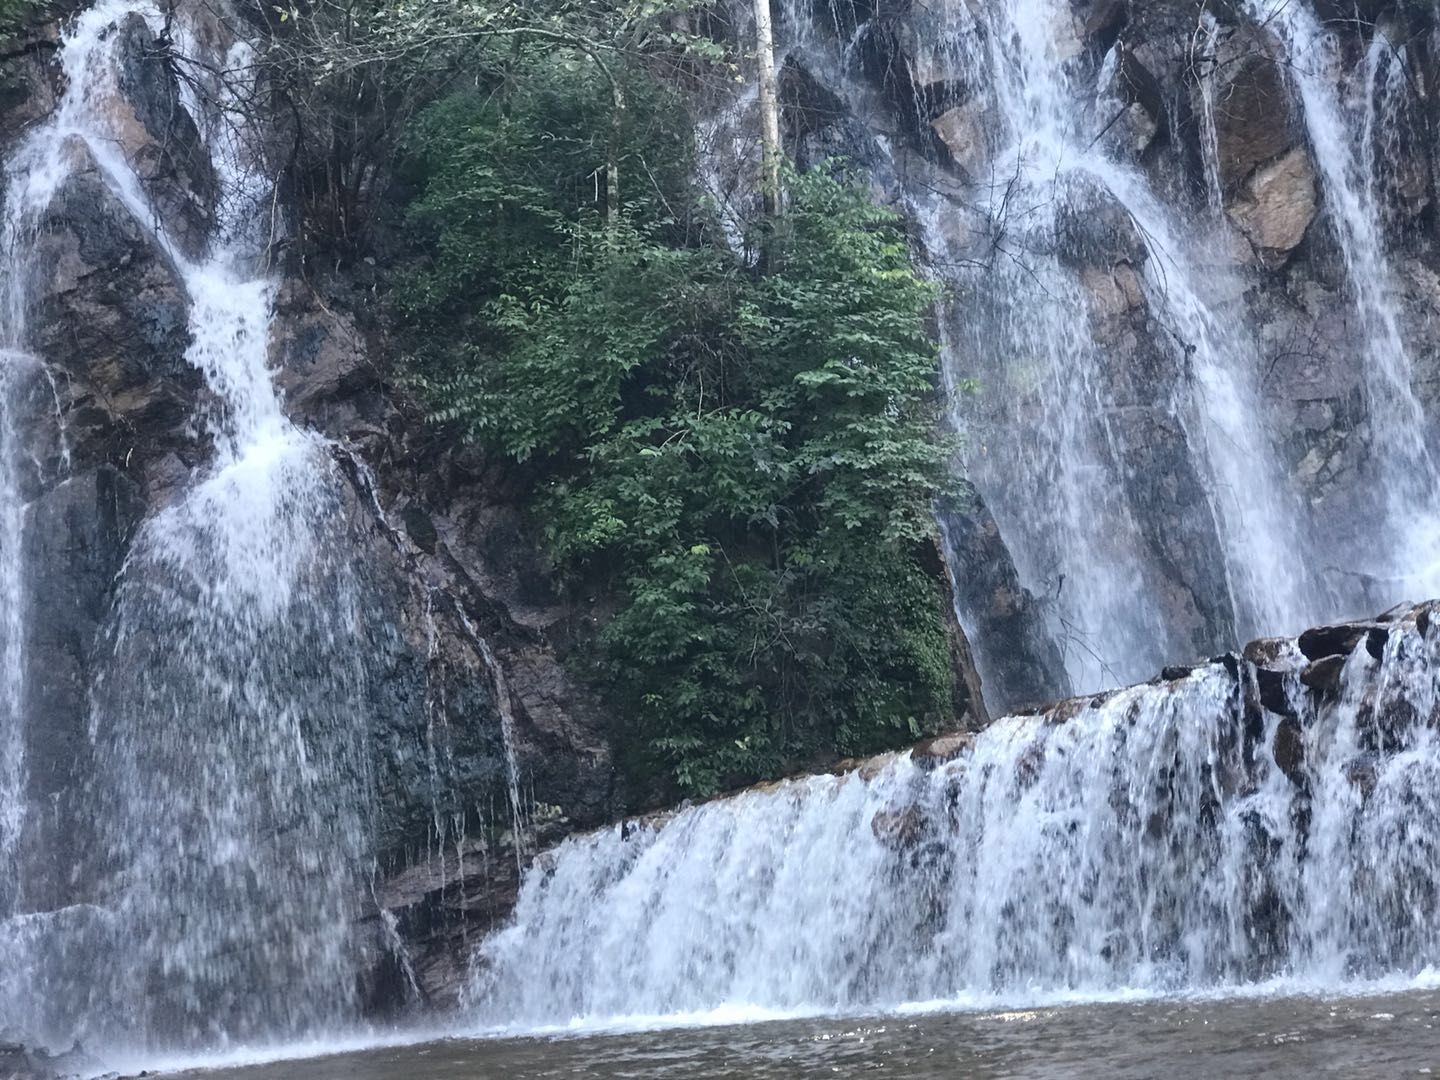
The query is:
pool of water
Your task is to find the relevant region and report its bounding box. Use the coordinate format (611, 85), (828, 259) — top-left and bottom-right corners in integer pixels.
(158, 989), (1440, 1079)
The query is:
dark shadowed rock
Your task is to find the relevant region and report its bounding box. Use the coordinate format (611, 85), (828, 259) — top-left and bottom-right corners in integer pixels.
(1297, 622), (1385, 661)
(0, 28), (59, 149)
(940, 483), (1070, 714)
(1205, 29), (1301, 196)
(269, 280), (383, 440)
(1072, 0), (1126, 47)
(1254, 666), (1296, 718)
(1300, 654), (1347, 696)
(26, 140), (199, 481)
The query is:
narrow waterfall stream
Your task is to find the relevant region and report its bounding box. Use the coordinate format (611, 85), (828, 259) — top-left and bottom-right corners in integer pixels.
(1245, 0), (1440, 601)
(0, 0), (381, 1050)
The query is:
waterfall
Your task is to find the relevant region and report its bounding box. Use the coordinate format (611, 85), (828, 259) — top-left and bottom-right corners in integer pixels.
(2, 0), (1440, 1058)
(0, 365), (28, 918)
(472, 606), (1440, 1026)
(780, 0), (1324, 695)
(0, 0), (380, 1050)
(1245, 0), (1440, 603)
(953, 0), (1325, 686)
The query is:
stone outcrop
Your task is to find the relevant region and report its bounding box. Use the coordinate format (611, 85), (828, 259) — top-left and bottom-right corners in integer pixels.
(939, 483), (1069, 713)
(26, 145), (199, 485)
(1229, 146), (1318, 268)
(110, 12), (217, 260)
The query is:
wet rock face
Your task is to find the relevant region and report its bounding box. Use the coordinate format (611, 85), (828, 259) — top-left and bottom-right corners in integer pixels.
(940, 483), (1069, 714)
(0, 31), (59, 148)
(1207, 33), (1301, 197)
(111, 12), (217, 260)
(273, 293), (619, 1014)
(14, 468), (146, 914)
(26, 145), (200, 483)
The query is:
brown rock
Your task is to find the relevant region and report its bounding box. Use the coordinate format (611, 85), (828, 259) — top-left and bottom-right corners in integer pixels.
(1271, 716), (1306, 785)
(1228, 147), (1317, 267)
(912, 731), (975, 769)
(871, 805), (925, 851)
(1243, 637), (1298, 667)
(1208, 41), (1298, 195)
(931, 101), (992, 178)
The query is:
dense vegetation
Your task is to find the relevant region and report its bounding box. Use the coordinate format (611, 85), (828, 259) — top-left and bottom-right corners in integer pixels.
(265, 3), (961, 794)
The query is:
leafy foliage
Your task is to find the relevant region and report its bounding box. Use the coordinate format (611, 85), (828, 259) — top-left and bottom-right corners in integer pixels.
(255, 0), (728, 251)
(399, 44), (958, 795)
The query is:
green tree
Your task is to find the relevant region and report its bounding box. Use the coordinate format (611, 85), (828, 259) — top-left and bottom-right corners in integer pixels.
(400, 56), (960, 795)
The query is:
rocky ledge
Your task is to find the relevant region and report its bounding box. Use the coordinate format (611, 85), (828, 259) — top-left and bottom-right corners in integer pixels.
(402, 600), (1440, 1002)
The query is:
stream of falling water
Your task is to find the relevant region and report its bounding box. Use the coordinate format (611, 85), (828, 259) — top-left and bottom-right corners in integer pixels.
(0, 0), (379, 1050)
(780, 0), (1324, 697)
(0, 367), (26, 921)
(960, 0), (1327, 685)
(1244, 0), (1440, 603)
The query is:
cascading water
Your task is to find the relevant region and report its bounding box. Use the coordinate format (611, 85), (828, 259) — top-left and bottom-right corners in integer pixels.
(2, 0), (1440, 1063)
(957, 0), (1330, 683)
(472, 606), (1440, 1025)
(1243, 0), (1440, 603)
(781, 0), (1325, 696)
(0, 0), (381, 1050)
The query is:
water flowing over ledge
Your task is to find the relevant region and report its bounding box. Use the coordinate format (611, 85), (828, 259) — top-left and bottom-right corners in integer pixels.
(471, 602), (1440, 1028)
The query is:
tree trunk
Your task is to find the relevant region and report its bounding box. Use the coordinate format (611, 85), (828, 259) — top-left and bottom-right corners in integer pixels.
(607, 80), (625, 223)
(753, 0), (781, 216)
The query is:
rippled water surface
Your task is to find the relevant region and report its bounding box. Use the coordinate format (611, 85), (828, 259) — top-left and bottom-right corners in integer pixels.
(165, 991), (1440, 1079)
